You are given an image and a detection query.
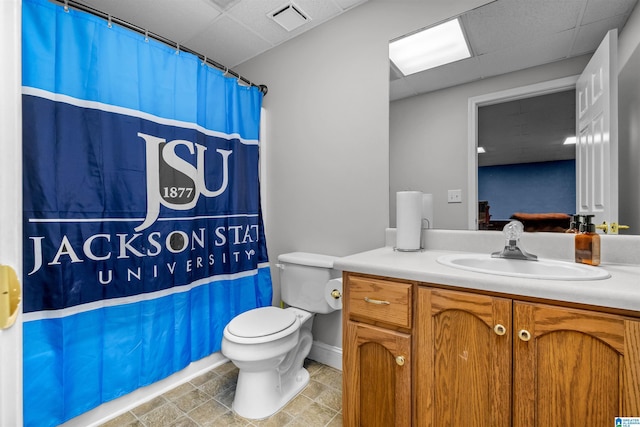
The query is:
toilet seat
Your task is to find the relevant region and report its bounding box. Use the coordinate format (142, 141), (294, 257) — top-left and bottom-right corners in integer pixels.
(224, 307), (300, 344)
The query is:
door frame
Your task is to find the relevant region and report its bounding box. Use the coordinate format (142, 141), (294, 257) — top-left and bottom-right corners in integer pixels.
(0, 0), (23, 426)
(466, 75), (579, 230)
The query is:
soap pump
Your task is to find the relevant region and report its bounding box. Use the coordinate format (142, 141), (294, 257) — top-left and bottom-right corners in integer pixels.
(575, 214), (600, 266)
(566, 214), (581, 234)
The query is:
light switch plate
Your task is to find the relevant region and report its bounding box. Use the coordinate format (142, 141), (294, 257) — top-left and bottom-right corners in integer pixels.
(448, 189), (462, 203)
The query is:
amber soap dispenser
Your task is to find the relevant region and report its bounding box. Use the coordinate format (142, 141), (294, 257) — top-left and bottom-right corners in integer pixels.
(575, 214), (600, 266)
(566, 214), (581, 234)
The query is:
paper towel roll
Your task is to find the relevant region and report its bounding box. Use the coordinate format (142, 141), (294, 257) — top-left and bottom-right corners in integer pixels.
(325, 278), (343, 311)
(422, 193), (434, 229)
(396, 191), (423, 250)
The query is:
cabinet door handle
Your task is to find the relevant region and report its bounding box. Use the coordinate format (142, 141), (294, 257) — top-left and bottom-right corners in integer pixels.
(395, 355), (406, 366)
(364, 297), (390, 305)
(518, 329), (532, 342)
(493, 324), (507, 336)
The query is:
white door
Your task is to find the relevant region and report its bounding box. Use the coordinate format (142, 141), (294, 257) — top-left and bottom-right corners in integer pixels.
(0, 0), (24, 426)
(576, 29), (619, 232)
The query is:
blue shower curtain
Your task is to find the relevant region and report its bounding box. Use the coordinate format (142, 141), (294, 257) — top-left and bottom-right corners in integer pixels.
(21, 0), (272, 425)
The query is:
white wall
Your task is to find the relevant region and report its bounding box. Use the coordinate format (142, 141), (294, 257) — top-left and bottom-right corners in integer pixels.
(389, 55), (591, 230)
(618, 3), (640, 234)
(236, 0), (491, 349)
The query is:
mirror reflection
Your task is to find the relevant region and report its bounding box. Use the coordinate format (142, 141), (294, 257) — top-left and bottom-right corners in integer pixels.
(477, 90), (576, 231)
(389, 0), (640, 234)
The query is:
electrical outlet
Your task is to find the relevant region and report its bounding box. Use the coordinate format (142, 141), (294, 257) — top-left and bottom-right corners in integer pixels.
(448, 189), (462, 203)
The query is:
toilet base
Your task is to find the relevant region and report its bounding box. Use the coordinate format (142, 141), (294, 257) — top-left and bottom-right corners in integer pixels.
(232, 367), (310, 420)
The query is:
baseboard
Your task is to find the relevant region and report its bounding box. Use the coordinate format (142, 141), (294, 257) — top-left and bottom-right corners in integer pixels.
(308, 340), (342, 371)
(60, 352), (229, 427)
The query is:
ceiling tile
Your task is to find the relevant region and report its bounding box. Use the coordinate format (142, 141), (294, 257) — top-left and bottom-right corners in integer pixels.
(476, 29), (575, 77)
(572, 15), (629, 55)
(581, 0), (637, 24)
(77, 0), (222, 43)
(294, 0), (342, 20)
(463, 0), (585, 55)
(333, 0), (368, 11)
(206, 0), (239, 12)
(185, 15), (272, 67)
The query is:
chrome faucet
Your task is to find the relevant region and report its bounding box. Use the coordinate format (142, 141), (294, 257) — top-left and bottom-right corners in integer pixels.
(491, 220), (538, 261)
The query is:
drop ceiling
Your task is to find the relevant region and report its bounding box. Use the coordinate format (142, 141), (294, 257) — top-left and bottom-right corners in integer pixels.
(478, 90), (576, 167)
(391, 0), (639, 101)
(67, 0), (637, 100)
(72, 0), (368, 71)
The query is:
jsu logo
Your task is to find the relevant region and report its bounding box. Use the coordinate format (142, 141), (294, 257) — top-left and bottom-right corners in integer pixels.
(136, 132), (232, 231)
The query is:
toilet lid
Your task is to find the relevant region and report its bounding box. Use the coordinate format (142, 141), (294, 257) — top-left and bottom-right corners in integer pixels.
(227, 306), (297, 338)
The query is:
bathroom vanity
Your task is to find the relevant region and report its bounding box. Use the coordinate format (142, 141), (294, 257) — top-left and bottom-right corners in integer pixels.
(336, 232), (640, 427)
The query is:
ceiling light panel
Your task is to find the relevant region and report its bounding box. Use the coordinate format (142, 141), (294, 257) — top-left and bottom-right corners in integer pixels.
(389, 18), (471, 76)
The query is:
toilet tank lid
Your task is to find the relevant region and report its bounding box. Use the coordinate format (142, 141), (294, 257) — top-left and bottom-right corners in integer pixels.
(277, 252), (338, 268)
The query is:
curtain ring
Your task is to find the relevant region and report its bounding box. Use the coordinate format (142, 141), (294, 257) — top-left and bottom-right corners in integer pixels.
(64, 0), (69, 12)
(144, 29), (149, 42)
(176, 43), (180, 55)
(201, 56), (207, 66)
(237, 76), (249, 88)
(107, 15), (112, 28)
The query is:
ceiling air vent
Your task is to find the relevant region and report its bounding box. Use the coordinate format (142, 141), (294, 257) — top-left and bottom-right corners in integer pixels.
(270, 3), (309, 32)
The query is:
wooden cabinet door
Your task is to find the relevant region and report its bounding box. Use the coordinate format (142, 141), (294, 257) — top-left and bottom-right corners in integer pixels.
(343, 320), (411, 427)
(513, 302), (640, 427)
(416, 287), (512, 427)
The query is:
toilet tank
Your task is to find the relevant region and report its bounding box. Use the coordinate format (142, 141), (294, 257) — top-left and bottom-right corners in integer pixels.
(277, 252), (340, 314)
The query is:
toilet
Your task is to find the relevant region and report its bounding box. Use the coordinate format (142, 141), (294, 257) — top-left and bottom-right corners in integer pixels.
(220, 252), (342, 420)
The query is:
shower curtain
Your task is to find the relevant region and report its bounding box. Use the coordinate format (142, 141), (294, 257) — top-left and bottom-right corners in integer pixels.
(21, 0), (272, 425)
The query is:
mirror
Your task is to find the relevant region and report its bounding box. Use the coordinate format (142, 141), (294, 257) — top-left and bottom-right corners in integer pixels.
(389, 0), (640, 234)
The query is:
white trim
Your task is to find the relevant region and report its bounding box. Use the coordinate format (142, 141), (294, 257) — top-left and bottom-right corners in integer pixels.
(28, 213), (259, 223)
(308, 340), (342, 371)
(22, 87), (260, 145)
(24, 263), (272, 321)
(259, 107), (268, 226)
(466, 75), (580, 230)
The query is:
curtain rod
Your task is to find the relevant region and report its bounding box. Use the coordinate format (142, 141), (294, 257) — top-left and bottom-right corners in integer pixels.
(53, 0), (268, 96)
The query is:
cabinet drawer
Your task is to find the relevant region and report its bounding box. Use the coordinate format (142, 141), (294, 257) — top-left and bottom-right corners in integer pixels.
(347, 275), (412, 328)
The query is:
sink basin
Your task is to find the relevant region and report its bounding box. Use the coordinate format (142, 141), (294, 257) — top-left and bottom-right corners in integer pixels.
(437, 253), (610, 281)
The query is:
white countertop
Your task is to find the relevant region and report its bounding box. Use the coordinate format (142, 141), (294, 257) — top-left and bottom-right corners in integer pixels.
(335, 246), (640, 313)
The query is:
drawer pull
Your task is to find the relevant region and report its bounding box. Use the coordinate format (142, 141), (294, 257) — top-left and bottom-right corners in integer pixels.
(364, 297), (391, 305)
(395, 355), (406, 366)
(518, 329), (532, 342)
(493, 324), (507, 336)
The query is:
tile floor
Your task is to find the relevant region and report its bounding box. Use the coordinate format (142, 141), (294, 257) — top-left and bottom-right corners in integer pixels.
(100, 359), (343, 427)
